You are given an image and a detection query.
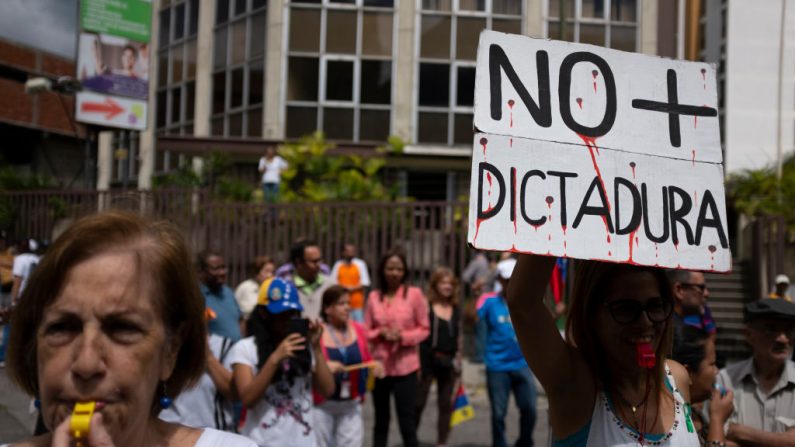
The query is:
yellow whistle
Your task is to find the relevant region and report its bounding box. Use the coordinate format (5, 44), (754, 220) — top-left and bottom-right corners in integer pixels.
(70, 401), (96, 447)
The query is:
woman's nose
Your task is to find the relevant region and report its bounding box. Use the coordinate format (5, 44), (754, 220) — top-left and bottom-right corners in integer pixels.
(71, 328), (106, 382)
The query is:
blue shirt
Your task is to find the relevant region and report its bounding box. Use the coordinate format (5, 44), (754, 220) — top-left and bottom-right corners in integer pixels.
(201, 283), (242, 342)
(477, 293), (528, 372)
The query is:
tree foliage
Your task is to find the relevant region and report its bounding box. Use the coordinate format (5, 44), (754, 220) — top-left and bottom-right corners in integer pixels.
(726, 153), (795, 232)
(279, 131), (398, 202)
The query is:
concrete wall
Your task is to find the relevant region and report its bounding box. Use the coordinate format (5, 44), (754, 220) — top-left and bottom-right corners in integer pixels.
(724, 0), (795, 173)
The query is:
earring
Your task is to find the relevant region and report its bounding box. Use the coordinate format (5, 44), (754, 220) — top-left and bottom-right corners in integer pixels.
(159, 382), (172, 409)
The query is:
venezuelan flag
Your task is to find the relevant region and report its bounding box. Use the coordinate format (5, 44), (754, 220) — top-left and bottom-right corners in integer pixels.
(449, 383), (475, 427)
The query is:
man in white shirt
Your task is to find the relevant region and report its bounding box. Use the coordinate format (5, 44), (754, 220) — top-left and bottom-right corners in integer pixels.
(258, 146), (288, 203)
(11, 239), (40, 305)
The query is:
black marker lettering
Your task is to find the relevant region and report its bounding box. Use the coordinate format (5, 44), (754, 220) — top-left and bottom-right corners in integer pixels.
(559, 52), (617, 137)
(520, 169), (546, 226)
(489, 45), (552, 128)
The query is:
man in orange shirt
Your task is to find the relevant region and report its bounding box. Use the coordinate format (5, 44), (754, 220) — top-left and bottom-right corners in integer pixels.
(331, 243), (371, 322)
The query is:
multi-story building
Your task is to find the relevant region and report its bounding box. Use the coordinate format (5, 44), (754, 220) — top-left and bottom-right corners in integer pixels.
(6, 0), (685, 196)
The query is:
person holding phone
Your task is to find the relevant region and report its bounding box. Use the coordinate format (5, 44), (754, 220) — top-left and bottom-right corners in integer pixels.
(229, 278), (335, 446)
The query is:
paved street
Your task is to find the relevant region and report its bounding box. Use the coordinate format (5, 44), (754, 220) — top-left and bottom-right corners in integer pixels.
(0, 363), (550, 446)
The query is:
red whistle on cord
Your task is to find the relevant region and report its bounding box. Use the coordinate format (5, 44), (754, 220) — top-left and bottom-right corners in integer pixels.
(636, 341), (655, 369)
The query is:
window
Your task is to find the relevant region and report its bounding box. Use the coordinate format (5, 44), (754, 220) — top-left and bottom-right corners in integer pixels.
(156, 0), (199, 136)
(211, 0), (266, 137)
(416, 0), (522, 145)
(545, 0), (638, 51)
(285, 0), (395, 142)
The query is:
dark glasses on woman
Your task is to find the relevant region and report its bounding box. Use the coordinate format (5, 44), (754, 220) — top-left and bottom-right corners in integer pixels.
(604, 298), (673, 324)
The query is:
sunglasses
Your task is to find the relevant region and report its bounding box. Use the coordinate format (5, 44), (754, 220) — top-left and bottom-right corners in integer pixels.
(680, 282), (708, 293)
(604, 298), (673, 324)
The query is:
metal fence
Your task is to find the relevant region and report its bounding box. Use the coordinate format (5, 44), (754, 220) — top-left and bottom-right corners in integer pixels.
(0, 189), (471, 287)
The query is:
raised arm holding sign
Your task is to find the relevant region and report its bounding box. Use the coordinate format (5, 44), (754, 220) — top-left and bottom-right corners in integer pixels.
(467, 31), (734, 447)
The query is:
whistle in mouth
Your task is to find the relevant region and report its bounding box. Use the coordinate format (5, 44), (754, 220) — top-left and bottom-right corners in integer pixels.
(70, 401), (96, 446)
(635, 341), (655, 369)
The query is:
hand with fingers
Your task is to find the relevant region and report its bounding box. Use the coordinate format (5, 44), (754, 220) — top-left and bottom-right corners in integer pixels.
(52, 413), (115, 447)
(273, 333), (306, 363)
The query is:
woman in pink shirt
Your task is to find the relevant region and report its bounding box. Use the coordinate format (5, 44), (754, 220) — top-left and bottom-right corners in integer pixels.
(365, 251), (430, 447)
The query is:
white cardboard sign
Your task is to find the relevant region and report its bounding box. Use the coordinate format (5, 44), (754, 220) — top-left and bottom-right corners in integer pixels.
(468, 31), (731, 271)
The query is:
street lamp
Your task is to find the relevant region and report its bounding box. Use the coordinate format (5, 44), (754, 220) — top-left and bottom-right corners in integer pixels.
(24, 76), (96, 189)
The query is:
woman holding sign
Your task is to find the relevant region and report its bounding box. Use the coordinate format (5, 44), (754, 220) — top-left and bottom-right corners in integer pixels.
(507, 255), (704, 446)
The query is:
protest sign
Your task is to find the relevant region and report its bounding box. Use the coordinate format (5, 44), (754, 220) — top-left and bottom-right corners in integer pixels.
(468, 30), (730, 272)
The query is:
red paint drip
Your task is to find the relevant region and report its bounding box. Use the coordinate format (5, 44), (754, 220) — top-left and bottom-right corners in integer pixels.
(592, 70), (599, 93)
(694, 190), (698, 209)
(606, 234), (611, 243)
(608, 250), (612, 257)
(630, 165), (636, 179)
(562, 225), (567, 236)
(576, 134), (611, 212)
(549, 214), (553, 223)
(487, 172), (492, 188)
(593, 81), (597, 93)
(692, 149), (696, 166)
(532, 224), (540, 232)
(628, 230), (637, 263)
(548, 234), (552, 241)
(576, 97), (583, 109)
(481, 139), (488, 157)
(508, 100), (515, 128)
(694, 116), (698, 128)
(509, 138), (513, 148)
(474, 205), (496, 243)
(674, 242), (679, 252)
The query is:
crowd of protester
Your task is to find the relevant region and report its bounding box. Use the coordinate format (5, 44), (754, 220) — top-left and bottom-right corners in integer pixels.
(2, 212), (795, 447)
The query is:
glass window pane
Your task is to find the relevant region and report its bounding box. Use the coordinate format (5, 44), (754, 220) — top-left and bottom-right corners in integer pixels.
(289, 8), (321, 53)
(581, 0), (605, 18)
(171, 87), (182, 124)
(170, 44), (184, 83)
(249, 61), (264, 104)
(216, 0), (229, 24)
(327, 11), (357, 54)
(158, 50), (169, 86)
(547, 21), (574, 42)
(422, 0), (451, 11)
(456, 18), (485, 60)
(174, 3), (186, 40)
(231, 67), (244, 108)
(235, 0), (247, 15)
(420, 15), (451, 59)
(286, 106), (318, 138)
(362, 13), (393, 56)
(159, 9), (171, 48)
(229, 112), (243, 136)
(364, 0), (393, 6)
(183, 123), (194, 135)
(493, 19), (521, 34)
(611, 25), (636, 52)
(454, 113), (473, 145)
(213, 71), (226, 113)
(293, 0), (321, 4)
(253, 0), (267, 9)
(331, 0), (355, 4)
(189, 0), (199, 35)
(326, 60), (354, 101)
(186, 40), (197, 79)
(211, 116), (225, 135)
(230, 20), (246, 64)
(157, 90), (167, 128)
(456, 66), (475, 107)
(459, 0), (485, 11)
(548, 0), (573, 18)
(214, 27), (227, 68)
(287, 56), (319, 101)
(323, 107), (354, 140)
(580, 23), (606, 46)
(248, 107), (263, 137)
(419, 63), (449, 107)
(493, 0), (521, 15)
(250, 11), (266, 57)
(360, 109), (390, 142)
(418, 112), (448, 144)
(185, 81), (195, 120)
(361, 60), (391, 104)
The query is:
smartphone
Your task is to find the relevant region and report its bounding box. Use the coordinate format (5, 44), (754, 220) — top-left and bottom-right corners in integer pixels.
(287, 318), (309, 337)
(287, 318), (311, 363)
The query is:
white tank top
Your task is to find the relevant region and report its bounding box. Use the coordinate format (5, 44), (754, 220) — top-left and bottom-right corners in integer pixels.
(585, 366), (701, 446)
